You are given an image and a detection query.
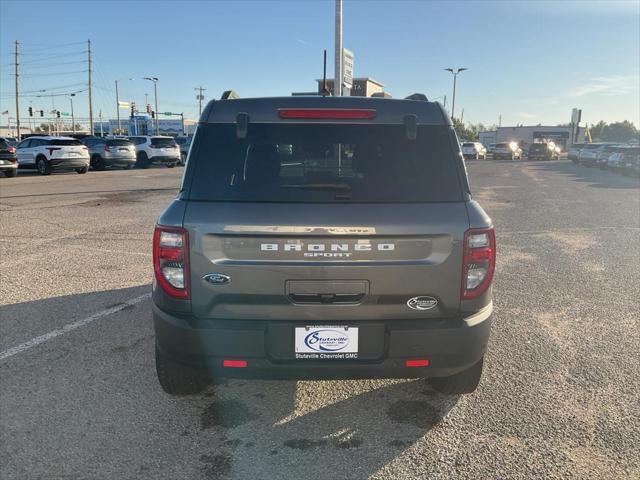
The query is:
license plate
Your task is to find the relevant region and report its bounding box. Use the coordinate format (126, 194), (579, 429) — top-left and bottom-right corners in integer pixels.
(294, 326), (358, 359)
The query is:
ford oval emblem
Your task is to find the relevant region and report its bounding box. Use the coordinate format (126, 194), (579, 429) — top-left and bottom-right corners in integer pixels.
(203, 273), (231, 285)
(407, 296), (438, 311)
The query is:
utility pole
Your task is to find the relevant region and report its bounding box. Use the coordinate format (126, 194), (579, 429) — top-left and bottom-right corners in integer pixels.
(334, 0), (343, 96)
(87, 39), (94, 136)
(195, 86), (206, 117)
(144, 77), (159, 135)
(14, 40), (20, 140)
(180, 112), (185, 135)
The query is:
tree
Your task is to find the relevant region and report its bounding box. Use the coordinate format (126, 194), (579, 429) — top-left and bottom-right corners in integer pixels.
(589, 120), (638, 142)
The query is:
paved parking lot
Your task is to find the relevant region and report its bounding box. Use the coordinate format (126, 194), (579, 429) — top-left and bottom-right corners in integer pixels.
(1, 161), (639, 480)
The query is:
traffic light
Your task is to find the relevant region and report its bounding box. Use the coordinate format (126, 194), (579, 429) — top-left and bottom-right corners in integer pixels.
(56, 110), (61, 118)
(28, 107), (33, 117)
(39, 110), (44, 117)
(151, 110), (155, 119)
(131, 101), (136, 117)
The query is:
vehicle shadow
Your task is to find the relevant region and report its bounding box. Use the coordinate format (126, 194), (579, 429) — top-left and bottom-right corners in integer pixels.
(530, 160), (639, 189)
(190, 376), (459, 479)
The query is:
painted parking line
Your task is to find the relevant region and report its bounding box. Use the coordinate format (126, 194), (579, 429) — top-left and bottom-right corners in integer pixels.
(0, 293), (151, 362)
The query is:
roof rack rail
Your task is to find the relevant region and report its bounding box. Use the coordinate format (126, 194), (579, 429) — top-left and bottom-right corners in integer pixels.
(221, 90), (240, 100)
(404, 93), (428, 101)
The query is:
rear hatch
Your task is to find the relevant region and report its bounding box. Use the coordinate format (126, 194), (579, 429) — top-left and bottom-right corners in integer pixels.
(150, 137), (179, 156)
(183, 116), (469, 322)
(106, 139), (135, 156)
(46, 139), (88, 158)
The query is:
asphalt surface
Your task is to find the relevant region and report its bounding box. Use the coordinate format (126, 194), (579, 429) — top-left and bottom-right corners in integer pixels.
(1, 161), (639, 480)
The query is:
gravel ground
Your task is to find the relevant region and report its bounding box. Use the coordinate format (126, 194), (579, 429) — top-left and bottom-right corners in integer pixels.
(1, 161), (638, 480)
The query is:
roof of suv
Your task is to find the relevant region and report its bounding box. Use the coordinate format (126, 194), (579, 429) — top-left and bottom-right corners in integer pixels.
(28, 136), (76, 140)
(201, 96), (450, 125)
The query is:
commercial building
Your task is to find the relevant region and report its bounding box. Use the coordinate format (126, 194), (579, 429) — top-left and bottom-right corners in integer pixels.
(479, 125), (585, 151)
(93, 116), (197, 136)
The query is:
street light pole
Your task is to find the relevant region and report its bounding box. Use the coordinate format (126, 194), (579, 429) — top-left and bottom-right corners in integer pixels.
(144, 77), (159, 135)
(69, 93), (75, 134)
(444, 67), (468, 121)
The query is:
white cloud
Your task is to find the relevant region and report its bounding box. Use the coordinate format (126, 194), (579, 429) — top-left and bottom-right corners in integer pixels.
(569, 75), (639, 98)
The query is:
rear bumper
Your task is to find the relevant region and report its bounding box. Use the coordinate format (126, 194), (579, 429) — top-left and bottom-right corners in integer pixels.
(150, 155), (180, 164)
(153, 303), (493, 380)
(105, 155), (136, 165)
(51, 158), (89, 169)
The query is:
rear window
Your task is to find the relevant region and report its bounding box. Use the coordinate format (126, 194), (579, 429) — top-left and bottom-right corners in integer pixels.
(106, 139), (133, 147)
(495, 143), (509, 148)
(0, 140), (8, 147)
(462, 142), (474, 147)
(529, 144), (546, 151)
(186, 123), (463, 203)
(151, 138), (177, 147)
(48, 139), (82, 146)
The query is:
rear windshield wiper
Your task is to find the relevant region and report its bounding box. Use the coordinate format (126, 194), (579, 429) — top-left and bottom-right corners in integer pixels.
(280, 183), (352, 192)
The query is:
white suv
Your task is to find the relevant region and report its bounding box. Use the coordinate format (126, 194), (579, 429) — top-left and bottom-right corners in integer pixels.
(461, 142), (487, 160)
(16, 136), (89, 175)
(129, 136), (181, 168)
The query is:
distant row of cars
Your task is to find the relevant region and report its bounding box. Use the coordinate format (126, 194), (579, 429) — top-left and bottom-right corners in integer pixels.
(0, 134), (193, 177)
(568, 143), (639, 176)
(461, 141), (559, 161)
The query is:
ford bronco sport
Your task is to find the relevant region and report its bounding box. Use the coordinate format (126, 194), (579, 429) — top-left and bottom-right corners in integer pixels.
(152, 92), (495, 395)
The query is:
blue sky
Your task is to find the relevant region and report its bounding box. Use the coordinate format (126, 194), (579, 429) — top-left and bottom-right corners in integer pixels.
(1, 0), (638, 127)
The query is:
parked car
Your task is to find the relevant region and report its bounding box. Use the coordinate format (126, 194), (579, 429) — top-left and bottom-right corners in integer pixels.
(129, 136), (180, 168)
(493, 142), (522, 160)
(578, 143), (610, 167)
(0, 136), (18, 147)
(595, 145), (624, 169)
(618, 146), (640, 176)
(15, 136), (89, 175)
(0, 138), (18, 177)
(461, 142), (487, 160)
(527, 142), (558, 161)
(82, 137), (136, 170)
(486, 143), (497, 155)
(568, 144), (587, 163)
(152, 93), (495, 396)
(174, 136), (192, 165)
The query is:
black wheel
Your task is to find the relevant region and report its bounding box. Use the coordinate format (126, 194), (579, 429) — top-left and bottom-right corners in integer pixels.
(36, 156), (51, 175)
(92, 155), (106, 171)
(137, 152), (150, 169)
(126, 163), (135, 169)
(4, 168), (17, 178)
(155, 346), (208, 395)
(167, 163), (175, 168)
(180, 152), (187, 165)
(429, 357), (484, 394)
(76, 166), (88, 174)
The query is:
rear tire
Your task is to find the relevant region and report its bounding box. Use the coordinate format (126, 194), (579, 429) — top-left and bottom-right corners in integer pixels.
(155, 346), (208, 396)
(137, 152), (150, 169)
(4, 168), (17, 178)
(76, 166), (88, 174)
(167, 163), (175, 168)
(429, 357), (484, 394)
(36, 156), (51, 175)
(93, 155), (106, 171)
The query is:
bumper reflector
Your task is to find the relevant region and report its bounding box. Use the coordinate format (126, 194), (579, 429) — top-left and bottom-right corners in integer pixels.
(223, 359), (248, 368)
(405, 359), (429, 367)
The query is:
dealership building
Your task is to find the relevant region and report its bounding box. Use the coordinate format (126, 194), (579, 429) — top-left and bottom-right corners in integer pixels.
(478, 125), (585, 151)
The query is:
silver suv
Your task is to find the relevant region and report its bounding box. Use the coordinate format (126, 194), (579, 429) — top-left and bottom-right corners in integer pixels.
(82, 137), (136, 170)
(152, 94), (495, 396)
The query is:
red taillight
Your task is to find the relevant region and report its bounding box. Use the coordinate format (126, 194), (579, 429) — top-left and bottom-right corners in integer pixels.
(153, 225), (189, 299)
(7, 146), (16, 153)
(223, 359), (247, 368)
(82, 146), (88, 151)
(405, 359), (429, 367)
(461, 227), (495, 299)
(277, 108), (376, 120)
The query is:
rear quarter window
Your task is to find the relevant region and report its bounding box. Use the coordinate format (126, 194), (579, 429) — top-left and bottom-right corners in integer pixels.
(185, 123), (463, 203)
